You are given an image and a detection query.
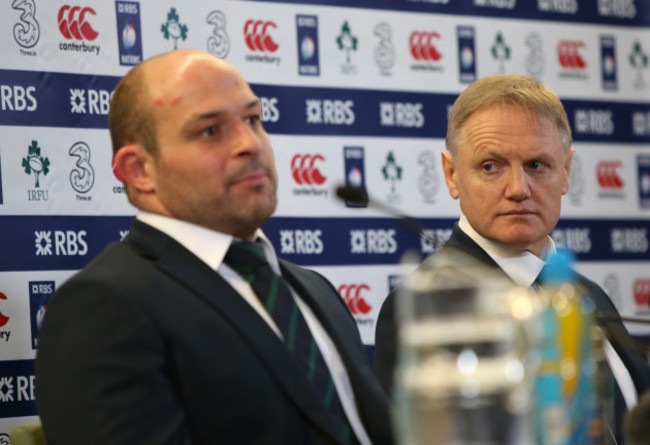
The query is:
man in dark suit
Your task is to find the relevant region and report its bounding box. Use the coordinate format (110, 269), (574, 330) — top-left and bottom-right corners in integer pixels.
(374, 73), (650, 429)
(35, 49), (392, 445)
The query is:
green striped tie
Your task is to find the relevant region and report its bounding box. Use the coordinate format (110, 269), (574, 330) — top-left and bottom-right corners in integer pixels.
(224, 241), (354, 443)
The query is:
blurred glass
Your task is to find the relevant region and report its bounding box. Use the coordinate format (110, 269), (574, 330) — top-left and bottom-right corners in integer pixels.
(393, 248), (539, 445)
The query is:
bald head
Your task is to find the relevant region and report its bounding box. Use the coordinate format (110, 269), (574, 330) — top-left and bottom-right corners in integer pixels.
(108, 49), (241, 159)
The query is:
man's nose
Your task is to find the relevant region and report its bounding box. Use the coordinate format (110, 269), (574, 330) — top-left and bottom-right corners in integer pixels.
(231, 121), (263, 156)
(505, 168), (531, 200)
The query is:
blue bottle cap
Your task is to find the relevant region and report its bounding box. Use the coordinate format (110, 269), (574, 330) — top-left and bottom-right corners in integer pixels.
(539, 248), (577, 285)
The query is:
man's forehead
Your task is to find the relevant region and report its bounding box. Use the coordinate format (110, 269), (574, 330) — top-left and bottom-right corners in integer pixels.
(145, 59), (250, 110)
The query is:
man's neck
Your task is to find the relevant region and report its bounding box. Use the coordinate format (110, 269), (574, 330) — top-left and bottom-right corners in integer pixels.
(457, 214), (554, 288)
(458, 214), (553, 259)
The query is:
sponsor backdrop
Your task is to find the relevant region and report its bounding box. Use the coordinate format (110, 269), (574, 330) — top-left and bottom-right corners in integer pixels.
(0, 0), (649, 432)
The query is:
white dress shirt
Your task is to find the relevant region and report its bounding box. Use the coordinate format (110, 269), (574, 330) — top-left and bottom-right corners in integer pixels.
(136, 211), (372, 444)
(458, 213), (550, 288)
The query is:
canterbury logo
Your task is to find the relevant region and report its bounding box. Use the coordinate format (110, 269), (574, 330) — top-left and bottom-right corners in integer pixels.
(596, 161), (624, 189)
(409, 31), (442, 61)
(633, 279), (650, 306)
(337, 284), (372, 315)
(243, 19), (278, 52)
(0, 292), (9, 328)
(291, 154), (326, 185)
(557, 40), (586, 69)
(58, 5), (98, 41)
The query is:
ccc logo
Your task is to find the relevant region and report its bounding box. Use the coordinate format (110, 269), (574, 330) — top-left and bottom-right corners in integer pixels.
(633, 279), (650, 306)
(409, 31), (442, 61)
(243, 20), (278, 52)
(337, 284), (372, 315)
(596, 161), (623, 189)
(557, 40), (586, 69)
(0, 292), (9, 328)
(58, 5), (98, 41)
(291, 154), (326, 185)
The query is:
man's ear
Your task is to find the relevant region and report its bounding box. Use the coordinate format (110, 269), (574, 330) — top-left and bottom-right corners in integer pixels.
(562, 147), (575, 195)
(441, 150), (459, 200)
(112, 144), (156, 193)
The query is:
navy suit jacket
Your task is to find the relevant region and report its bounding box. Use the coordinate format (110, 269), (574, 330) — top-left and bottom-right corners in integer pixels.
(374, 224), (650, 398)
(36, 219), (393, 445)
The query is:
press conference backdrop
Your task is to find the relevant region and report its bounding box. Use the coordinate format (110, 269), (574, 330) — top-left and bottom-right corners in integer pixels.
(1, 0), (649, 434)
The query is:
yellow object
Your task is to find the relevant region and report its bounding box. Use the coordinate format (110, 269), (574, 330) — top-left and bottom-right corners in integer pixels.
(9, 423), (48, 445)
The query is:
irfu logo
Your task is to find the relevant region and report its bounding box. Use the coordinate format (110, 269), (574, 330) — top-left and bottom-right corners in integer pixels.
(161, 7), (188, 50)
(21, 140), (50, 188)
(491, 31), (511, 73)
(336, 21), (358, 64)
(630, 41), (648, 88)
(381, 151), (402, 193)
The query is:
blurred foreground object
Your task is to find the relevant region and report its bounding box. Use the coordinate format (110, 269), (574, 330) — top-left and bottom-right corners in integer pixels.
(392, 248), (538, 445)
(536, 249), (611, 445)
(624, 390), (650, 445)
(392, 248), (614, 445)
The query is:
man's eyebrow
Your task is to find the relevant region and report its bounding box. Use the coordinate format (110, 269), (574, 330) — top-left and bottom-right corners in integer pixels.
(190, 98), (261, 122)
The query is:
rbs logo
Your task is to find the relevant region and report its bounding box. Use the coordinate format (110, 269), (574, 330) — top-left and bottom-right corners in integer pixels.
(34, 230), (88, 256)
(380, 102), (424, 128)
(0, 85), (37, 111)
(350, 229), (397, 254)
(574, 109), (614, 135)
(70, 88), (112, 115)
(260, 96), (279, 122)
(551, 227), (591, 253)
(306, 99), (355, 125)
(280, 229), (323, 254)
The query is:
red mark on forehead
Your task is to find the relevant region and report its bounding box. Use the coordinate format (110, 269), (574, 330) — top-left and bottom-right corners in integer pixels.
(154, 99), (165, 107)
(171, 96), (182, 105)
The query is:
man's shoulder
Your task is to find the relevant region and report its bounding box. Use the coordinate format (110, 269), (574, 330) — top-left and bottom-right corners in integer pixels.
(57, 239), (159, 297)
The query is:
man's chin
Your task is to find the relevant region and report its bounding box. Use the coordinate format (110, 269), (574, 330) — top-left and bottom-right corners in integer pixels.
(490, 226), (545, 247)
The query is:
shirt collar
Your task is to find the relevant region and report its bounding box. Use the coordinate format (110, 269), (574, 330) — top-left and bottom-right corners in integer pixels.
(136, 210), (277, 272)
(458, 213), (555, 288)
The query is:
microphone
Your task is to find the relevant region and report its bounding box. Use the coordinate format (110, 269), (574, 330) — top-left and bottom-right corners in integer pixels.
(334, 185), (368, 206)
(335, 185), (437, 247)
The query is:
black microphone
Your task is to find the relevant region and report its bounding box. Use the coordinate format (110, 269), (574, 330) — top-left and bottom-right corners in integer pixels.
(335, 185), (438, 248)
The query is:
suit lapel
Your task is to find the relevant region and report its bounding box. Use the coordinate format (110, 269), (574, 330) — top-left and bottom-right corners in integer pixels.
(124, 220), (344, 443)
(281, 261), (390, 440)
(445, 224), (500, 268)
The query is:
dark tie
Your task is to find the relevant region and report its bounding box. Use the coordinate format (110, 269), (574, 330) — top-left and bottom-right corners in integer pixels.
(224, 241), (353, 443)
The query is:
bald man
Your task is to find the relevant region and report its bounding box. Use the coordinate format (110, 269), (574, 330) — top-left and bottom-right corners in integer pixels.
(35, 50), (393, 445)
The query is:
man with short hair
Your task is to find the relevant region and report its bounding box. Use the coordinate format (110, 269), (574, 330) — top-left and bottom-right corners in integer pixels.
(374, 72), (650, 419)
(35, 49), (393, 445)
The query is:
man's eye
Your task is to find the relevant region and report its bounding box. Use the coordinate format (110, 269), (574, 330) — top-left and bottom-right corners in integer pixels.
(482, 163), (497, 172)
(246, 115), (261, 126)
(202, 126), (218, 137)
(529, 160), (543, 170)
